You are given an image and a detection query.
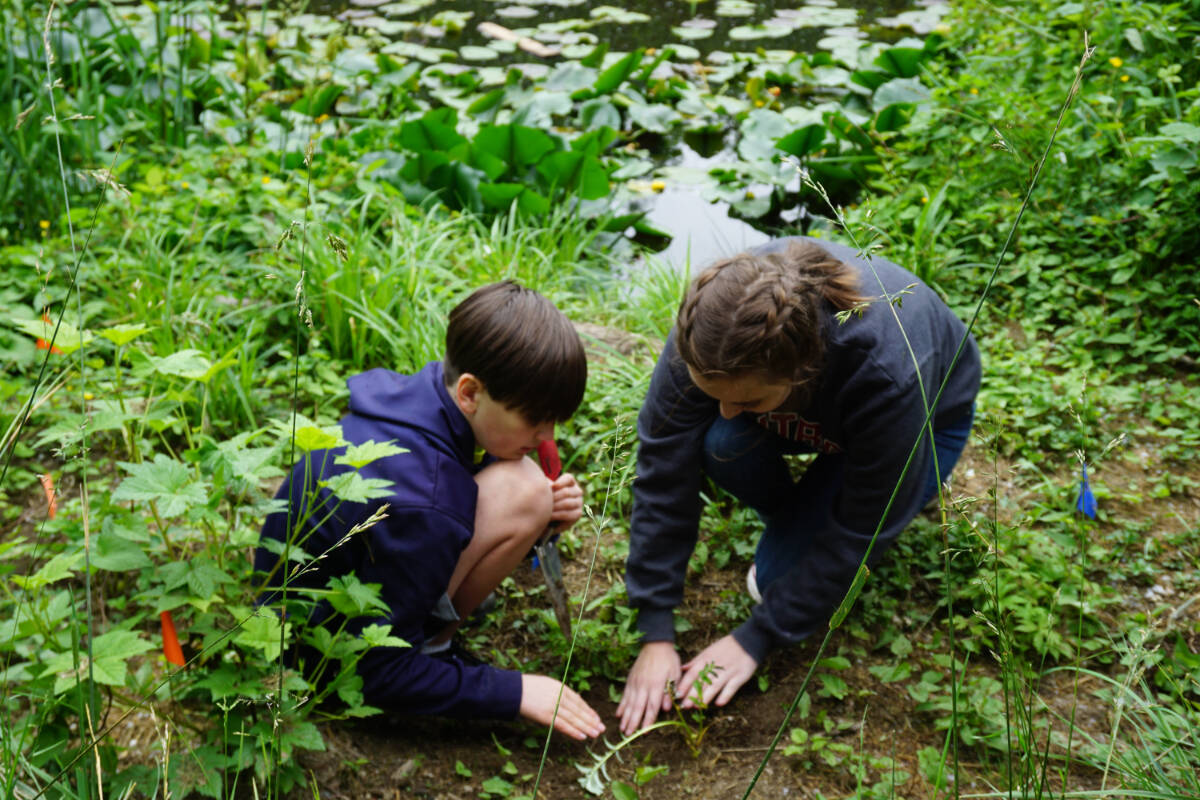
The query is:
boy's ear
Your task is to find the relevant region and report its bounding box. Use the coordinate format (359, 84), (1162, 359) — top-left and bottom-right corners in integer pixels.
(453, 373), (484, 416)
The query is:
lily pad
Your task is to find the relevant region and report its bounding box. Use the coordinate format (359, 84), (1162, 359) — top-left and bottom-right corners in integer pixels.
(379, 0), (435, 15)
(380, 41), (455, 62)
(460, 45), (500, 61)
(665, 43), (701, 62)
(498, 5), (539, 18)
(715, 0), (756, 18)
(671, 25), (715, 41)
(590, 6), (651, 24)
(348, 0), (390, 6)
(728, 23), (793, 40)
(353, 15), (414, 35)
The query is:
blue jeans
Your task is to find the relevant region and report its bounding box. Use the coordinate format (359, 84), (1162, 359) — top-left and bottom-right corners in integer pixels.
(702, 407), (974, 592)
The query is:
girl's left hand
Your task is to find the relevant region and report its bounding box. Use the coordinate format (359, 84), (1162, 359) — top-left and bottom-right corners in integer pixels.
(548, 472), (583, 528)
(676, 635), (759, 710)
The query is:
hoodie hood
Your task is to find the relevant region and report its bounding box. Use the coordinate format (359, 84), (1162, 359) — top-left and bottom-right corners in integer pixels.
(346, 362), (475, 464)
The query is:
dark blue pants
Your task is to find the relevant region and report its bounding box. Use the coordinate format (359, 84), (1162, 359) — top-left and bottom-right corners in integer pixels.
(702, 407), (974, 591)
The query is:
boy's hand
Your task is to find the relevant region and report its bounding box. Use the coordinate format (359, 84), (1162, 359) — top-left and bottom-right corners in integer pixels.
(676, 634), (758, 710)
(616, 641), (680, 736)
(520, 674), (604, 740)
(548, 472), (583, 529)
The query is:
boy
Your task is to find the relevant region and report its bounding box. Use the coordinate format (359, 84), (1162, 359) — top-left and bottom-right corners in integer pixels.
(255, 280), (604, 740)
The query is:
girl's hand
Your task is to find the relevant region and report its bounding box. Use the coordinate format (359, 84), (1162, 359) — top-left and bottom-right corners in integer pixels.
(616, 641), (681, 736)
(520, 674), (604, 740)
(676, 635), (758, 710)
(548, 472), (583, 529)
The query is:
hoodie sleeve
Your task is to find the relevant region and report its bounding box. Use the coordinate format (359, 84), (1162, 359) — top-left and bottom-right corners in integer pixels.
(347, 504), (523, 719)
(730, 351), (934, 662)
(626, 332), (719, 642)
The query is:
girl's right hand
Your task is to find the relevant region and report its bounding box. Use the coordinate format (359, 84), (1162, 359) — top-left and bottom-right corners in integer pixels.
(616, 641), (681, 736)
(520, 674), (605, 740)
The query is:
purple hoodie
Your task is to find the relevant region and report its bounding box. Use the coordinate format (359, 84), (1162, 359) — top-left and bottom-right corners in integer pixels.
(255, 362), (522, 719)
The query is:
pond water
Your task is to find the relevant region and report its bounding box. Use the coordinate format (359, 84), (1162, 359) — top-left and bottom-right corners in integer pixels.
(283, 0), (944, 270)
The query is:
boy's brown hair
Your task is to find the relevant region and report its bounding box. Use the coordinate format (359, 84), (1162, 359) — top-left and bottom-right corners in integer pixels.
(445, 280), (587, 424)
(676, 240), (868, 390)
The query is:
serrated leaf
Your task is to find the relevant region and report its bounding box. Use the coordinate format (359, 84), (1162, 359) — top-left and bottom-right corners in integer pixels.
(12, 551), (83, 590)
(320, 472), (394, 503)
(9, 316), (93, 354)
(360, 623), (410, 649)
(112, 455), (209, 517)
(327, 575), (389, 618)
(294, 425), (341, 452)
(98, 323), (150, 346)
(91, 531), (153, 571)
(234, 612), (286, 661)
(151, 349), (213, 380)
(335, 440), (409, 469)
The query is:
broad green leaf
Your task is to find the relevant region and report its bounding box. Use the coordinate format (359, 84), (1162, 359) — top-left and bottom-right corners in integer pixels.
(479, 182), (525, 211)
(399, 108), (466, 153)
(280, 720), (325, 753)
(775, 124), (827, 157)
(151, 349), (212, 379)
(874, 47), (925, 78)
(1160, 122), (1200, 143)
(872, 77), (929, 111)
(360, 623), (410, 649)
(327, 575), (389, 618)
(112, 455), (209, 517)
(294, 425), (341, 452)
(187, 563), (234, 599)
(8, 317), (93, 354)
(589, 48), (644, 96)
(612, 781), (638, 800)
(473, 124), (557, 170)
(234, 612), (286, 661)
(320, 472), (394, 504)
(91, 530), (153, 571)
(48, 629), (155, 693)
(335, 440), (409, 469)
(12, 551), (83, 590)
(98, 323), (150, 346)
(626, 102), (676, 133)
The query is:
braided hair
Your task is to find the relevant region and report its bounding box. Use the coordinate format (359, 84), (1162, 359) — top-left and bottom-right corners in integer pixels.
(676, 241), (867, 392)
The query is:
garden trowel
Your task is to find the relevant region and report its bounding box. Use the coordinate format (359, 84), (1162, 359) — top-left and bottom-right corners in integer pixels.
(534, 440), (572, 639)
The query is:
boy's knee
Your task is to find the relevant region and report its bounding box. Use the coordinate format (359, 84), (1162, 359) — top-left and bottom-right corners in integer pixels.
(477, 457), (552, 535)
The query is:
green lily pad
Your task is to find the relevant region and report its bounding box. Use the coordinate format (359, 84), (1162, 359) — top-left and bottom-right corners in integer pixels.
(776, 6), (858, 28)
(627, 102), (677, 133)
(590, 6), (651, 23)
(728, 23), (793, 40)
(671, 25), (715, 41)
(498, 5), (539, 18)
(381, 41), (455, 62)
(348, 0), (390, 6)
(715, 0), (756, 18)
(666, 43), (701, 61)
(460, 45), (499, 61)
(380, 0), (435, 15)
(353, 15), (413, 35)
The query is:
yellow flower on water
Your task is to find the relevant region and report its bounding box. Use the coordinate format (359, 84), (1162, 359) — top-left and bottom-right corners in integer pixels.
(754, 99), (764, 107)
(744, 190), (755, 200)
(315, 113), (330, 124)
(181, 181), (190, 189)
(921, 196), (929, 204)
(39, 219), (50, 230)
(262, 176), (270, 185)
(650, 180), (666, 193)
(84, 392), (94, 400)
(969, 87), (979, 95)
(1109, 57), (1123, 68)
(1120, 74), (1130, 82)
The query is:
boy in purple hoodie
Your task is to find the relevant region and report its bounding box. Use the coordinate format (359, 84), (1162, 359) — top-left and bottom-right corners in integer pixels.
(255, 281), (603, 740)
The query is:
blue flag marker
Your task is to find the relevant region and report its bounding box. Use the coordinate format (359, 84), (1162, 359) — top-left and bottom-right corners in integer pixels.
(1076, 463), (1097, 519)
